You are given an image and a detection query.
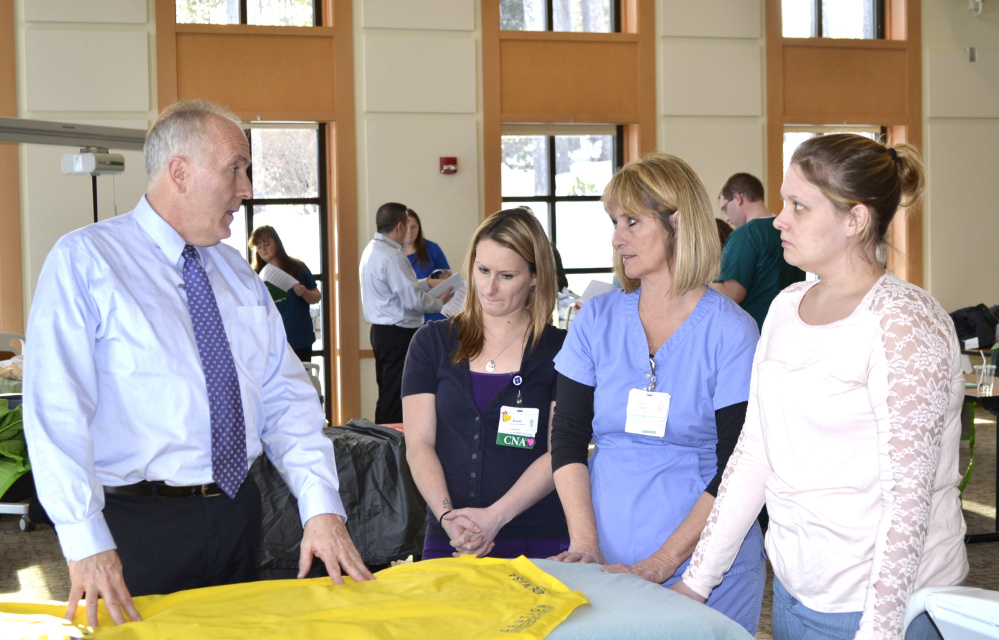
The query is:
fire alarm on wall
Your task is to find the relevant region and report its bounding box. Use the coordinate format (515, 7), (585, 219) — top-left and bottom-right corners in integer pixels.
(440, 157), (457, 174)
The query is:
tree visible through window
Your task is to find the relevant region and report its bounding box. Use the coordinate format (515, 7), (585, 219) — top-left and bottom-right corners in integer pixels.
(221, 124), (329, 398)
(176, 0), (317, 26)
(500, 0), (615, 32)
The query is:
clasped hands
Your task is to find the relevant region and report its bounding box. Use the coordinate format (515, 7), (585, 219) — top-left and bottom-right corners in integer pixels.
(440, 507), (505, 557)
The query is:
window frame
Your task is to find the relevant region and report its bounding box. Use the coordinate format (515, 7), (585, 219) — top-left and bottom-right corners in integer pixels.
(500, 126), (624, 285)
(176, 0), (321, 26)
(788, 0), (885, 39)
(238, 123), (330, 367)
(501, 0), (621, 33)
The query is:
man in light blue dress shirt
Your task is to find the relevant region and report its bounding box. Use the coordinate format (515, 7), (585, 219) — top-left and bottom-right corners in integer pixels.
(23, 100), (374, 628)
(359, 202), (453, 424)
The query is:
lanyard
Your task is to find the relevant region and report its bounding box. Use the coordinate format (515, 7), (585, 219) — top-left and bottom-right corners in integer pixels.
(511, 373), (524, 406)
(646, 355), (657, 392)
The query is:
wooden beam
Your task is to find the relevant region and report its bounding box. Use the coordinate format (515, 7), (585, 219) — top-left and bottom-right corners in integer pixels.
(0, 0), (22, 334)
(330, 0), (360, 424)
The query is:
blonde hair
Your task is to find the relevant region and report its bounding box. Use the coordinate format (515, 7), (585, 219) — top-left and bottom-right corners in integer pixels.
(603, 153), (720, 294)
(451, 208), (558, 364)
(791, 133), (924, 262)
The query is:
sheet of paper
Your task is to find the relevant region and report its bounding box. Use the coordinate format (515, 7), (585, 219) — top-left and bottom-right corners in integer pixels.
(441, 280), (467, 316)
(260, 263), (299, 292)
(428, 272), (463, 299)
(577, 279), (616, 303)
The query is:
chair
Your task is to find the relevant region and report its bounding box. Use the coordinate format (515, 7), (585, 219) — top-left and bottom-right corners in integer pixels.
(0, 332), (24, 359)
(904, 586), (999, 639)
(303, 362), (322, 403)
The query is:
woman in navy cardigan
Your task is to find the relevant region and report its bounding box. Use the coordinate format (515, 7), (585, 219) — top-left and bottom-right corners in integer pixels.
(401, 208), (569, 560)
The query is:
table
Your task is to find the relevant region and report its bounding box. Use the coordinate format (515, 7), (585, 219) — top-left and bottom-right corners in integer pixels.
(964, 373), (999, 544)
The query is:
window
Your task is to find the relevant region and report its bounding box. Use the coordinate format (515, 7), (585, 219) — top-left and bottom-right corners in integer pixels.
(500, 0), (617, 32)
(782, 0), (884, 39)
(221, 124), (329, 397)
(501, 127), (622, 295)
(782, 126), (884, 177)
(176, 0), (318, 26)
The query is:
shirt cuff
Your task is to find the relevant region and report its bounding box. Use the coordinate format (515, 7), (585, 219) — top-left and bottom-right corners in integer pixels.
(55, 515), (117, 562)
(297, 482), (348, 525)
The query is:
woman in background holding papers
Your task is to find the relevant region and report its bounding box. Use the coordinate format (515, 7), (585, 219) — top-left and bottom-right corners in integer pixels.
(402, 208), (569, 560)
(404, 209), (451, 323)
(675, 135), (968, 640)
(549, 154), (766, 635)
(249, 226), (321, 361)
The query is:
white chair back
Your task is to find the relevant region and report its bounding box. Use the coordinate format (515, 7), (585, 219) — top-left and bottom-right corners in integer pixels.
(0, 332), (25, 356)
(904, 586), (999, 639)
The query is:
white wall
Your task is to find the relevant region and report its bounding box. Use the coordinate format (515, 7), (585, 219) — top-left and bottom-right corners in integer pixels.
(922, 1), (999, 312)
(14, 0), (155, 314)
(658, 0), (767, 203)
(353, 0), (483, 420)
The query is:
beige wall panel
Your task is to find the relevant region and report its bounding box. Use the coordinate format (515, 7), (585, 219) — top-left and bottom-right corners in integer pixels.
(175, 32), (336, 118)
(24, 0), (147, 23)
(361, 118), (480, 276)
(362, 0), (474, 31)
(660, 0), (761, 39)
(24, 30), (149, 112)
(927, 49), (999, 118)
(924, 121), (999, 311)
(922, 0), (999, 49)
(661, 42), (762, 116)
(363, 35), (477, 113)
(782, 43), (907, 123)
(660, 121), (765, 203)
(21, 120), (149, 311)
(499, 38), (640, 121)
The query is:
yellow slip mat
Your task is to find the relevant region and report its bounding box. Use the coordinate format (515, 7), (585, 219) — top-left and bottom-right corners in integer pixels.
(0, 555), (589, 640)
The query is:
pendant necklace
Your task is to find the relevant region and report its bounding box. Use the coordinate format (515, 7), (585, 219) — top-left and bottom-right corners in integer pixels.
(484, 321), (528, 373)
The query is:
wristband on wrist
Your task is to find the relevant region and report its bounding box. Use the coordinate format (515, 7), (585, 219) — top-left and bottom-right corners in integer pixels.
(438, 509), (453, 527)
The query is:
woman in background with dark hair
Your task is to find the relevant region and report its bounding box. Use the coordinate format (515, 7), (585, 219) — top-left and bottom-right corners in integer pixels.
(249, 225), (321, 361)
(402, 208), (568, 561)
(676, 134), (968, 640)
(403, 209), (451, 323)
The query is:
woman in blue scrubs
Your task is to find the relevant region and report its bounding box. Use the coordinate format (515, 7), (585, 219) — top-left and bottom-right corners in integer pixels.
(549, 153), (766, 635)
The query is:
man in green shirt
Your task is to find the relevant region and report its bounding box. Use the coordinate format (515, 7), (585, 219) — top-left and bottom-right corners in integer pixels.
(711, 173), (806, 330)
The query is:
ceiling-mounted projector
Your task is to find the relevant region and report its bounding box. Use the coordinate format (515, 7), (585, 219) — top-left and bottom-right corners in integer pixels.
(61, 151), (125, 176)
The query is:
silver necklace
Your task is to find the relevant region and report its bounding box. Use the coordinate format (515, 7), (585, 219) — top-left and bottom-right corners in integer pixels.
(484, 322), (528, 373)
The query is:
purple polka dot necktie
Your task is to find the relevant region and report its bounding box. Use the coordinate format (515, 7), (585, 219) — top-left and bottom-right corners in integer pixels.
(182, 244), (247, 498)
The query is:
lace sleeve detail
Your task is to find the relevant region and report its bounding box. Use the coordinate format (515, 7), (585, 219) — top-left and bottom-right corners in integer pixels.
(860, 275), (959, 639)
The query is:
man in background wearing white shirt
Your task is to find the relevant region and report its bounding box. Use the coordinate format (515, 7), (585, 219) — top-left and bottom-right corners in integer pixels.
(23, 100), (373, 628)
(359, 202), (453, 424)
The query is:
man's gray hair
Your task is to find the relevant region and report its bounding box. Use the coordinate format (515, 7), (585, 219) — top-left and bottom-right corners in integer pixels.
(144, 99), (243, 178)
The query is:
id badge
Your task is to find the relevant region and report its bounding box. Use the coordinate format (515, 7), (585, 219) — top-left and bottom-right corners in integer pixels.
(496, 405), (540, 449)
(624, 388), (670, 438)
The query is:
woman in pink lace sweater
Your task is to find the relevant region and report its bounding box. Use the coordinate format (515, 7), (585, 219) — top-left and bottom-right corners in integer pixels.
(674, 134), (968, 640)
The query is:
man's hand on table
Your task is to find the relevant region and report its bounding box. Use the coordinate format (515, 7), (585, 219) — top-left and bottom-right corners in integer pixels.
(298, 513), (376, 584)
(66, 549), (142, 627)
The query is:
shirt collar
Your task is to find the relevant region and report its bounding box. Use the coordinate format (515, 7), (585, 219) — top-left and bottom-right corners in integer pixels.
(374, 232), (402, 251)
(133, 195), (199, 267)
